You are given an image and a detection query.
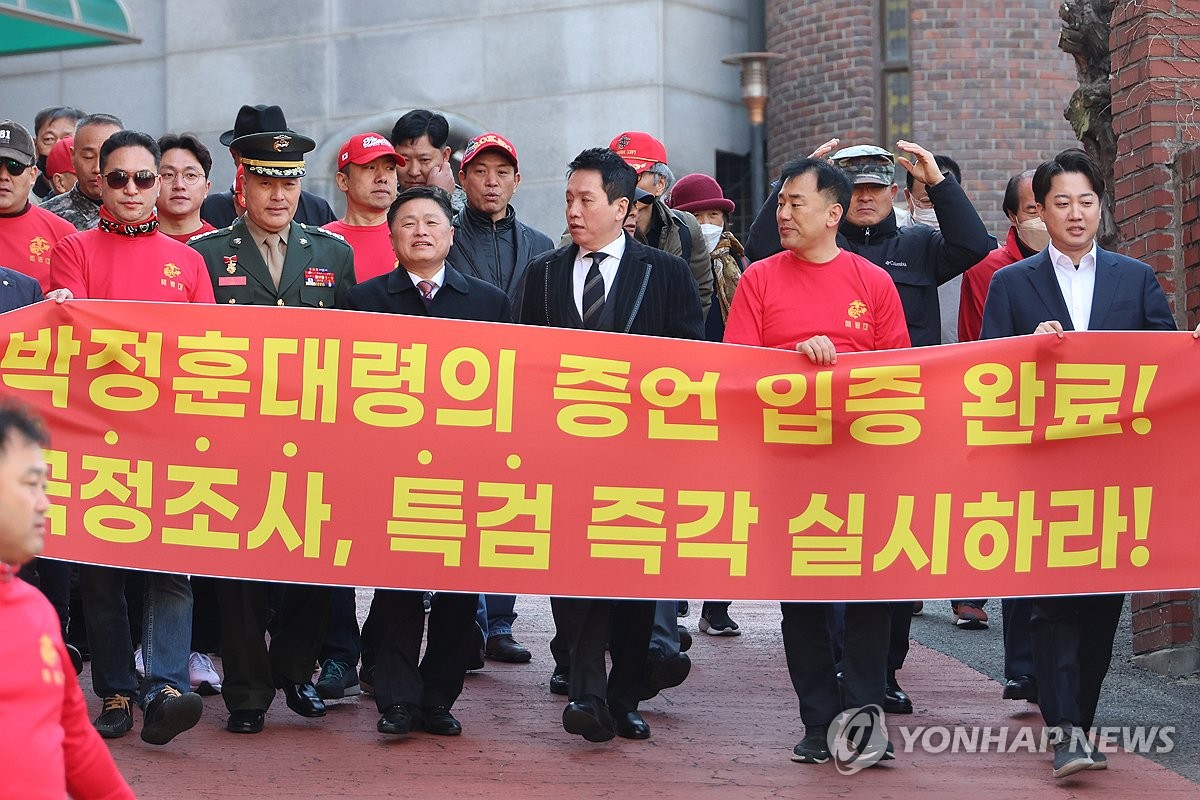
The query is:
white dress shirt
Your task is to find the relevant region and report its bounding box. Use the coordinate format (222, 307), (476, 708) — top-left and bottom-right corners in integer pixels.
(1048, 241), (1098, 331)
(572, 234), (625, 319)
(407, 264), (446, 299)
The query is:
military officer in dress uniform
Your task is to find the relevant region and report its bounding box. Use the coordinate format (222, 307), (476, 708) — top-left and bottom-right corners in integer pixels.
(190, 127), (356, 734)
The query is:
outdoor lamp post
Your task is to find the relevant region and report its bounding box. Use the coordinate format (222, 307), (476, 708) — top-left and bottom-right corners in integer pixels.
(722, 51), (784, 207)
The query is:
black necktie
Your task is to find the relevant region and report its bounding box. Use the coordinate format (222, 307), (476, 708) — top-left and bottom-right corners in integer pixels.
(582, 252), (607, 329)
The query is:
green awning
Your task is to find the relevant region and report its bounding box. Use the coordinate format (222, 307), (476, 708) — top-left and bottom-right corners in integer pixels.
(0, 0), (139, 56)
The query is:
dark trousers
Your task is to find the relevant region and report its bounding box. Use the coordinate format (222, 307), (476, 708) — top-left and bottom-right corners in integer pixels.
(782, 601), (890, 728)
(216, 579), (331, 712)
(887, 601), (912, 674)
(319, 586), (362, 666)
(1030, 593), (1124, 730)
(370, 589), (477, 712)
(1002, 597), (1036, 680)
(551, 597), (654, 715)
(189, 576), (222, 653)
(17, 557), (71, 635)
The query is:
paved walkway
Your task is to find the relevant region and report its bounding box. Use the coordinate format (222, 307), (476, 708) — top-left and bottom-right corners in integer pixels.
(97, 598), (1198, 799)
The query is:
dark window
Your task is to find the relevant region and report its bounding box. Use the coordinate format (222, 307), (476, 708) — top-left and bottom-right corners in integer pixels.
(879, 0), (912, 146)
(716, 149), (753, 243)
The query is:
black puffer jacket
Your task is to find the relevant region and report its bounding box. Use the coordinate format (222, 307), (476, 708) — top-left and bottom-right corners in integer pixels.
(449, 204), (554, 313)
(744, 175), (993, 346)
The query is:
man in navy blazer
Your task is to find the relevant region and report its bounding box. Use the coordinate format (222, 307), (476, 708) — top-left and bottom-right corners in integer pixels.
(980, 149), (1176, 779)
(341, 186), (509, 740)
(0, 266), (44, 313)
(520, 148), (703, 744)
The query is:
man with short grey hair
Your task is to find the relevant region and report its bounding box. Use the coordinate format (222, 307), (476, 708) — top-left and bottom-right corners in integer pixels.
(40, 113), (123, 231)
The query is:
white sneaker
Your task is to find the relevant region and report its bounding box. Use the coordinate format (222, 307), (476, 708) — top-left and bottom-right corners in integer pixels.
(134, 646), (145, 677)
(188, 652), (222, 696)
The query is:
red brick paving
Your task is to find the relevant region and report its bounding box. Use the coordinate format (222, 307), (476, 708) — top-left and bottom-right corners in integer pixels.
(95, 599), (1197, 799)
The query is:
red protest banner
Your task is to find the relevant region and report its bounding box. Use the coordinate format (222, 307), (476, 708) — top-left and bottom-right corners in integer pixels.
(1, 299), (1196, 601)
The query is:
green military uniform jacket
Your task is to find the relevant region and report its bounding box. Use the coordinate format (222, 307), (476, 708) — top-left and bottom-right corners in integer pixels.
(190, 217), (356, 308)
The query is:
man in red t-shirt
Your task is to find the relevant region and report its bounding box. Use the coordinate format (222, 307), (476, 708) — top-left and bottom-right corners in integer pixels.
(323, 132), (401, 281)
(0, 400), (135, 799)
(0, 119), (77, 292)
(155, 133), (216, 244)
(725, 157), (909, 767)
(50, 129), (211, 748)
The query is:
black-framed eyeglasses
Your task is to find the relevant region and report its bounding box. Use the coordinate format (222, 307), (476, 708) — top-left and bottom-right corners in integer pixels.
(159, 170), (205, 186)
(103, 170), (158, 190)
(0, 158), (30, 177)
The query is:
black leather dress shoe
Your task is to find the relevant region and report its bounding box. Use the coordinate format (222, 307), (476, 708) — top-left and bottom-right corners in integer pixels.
(226, 709), (265, 734)
(1003, 675), (1038, 702)
(283, 682), (326, 718)
(645, 652), (691, 696)
(883, 675), (913, 715)
(422, 705), (463, 735)
(485, 634), (532, 663)
(677, 625), (692, 653)
(562, 698), (614, 742)
(614, 710), (651, 740)
(378, 703), (418, 736)
(550, 667), (570, 696)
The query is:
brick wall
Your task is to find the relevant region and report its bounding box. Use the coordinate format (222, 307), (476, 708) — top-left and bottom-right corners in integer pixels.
(1112, 0), (1200, 319)
(1111, 0), (1200, 676)
(909, 1), (1080, 235)
(765, 0), (1079, 237)
(764, 0), (877, 180)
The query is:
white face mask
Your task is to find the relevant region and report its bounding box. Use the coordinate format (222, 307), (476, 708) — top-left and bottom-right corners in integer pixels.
(1016, 217), (1050, 252)
(699, 223), (723, 253)
(909, 205), (939, 229)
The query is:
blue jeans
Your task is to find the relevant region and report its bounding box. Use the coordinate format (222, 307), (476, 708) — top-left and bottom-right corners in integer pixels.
(476, 594), (517, 639)
(80, 565), (192, 706)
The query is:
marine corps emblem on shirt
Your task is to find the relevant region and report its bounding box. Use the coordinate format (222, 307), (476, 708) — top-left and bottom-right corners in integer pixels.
(847, 300), (868, 319)
(163, 263), (182, 279)
(28, 236), (51, 258)
(273, 134), (292, 152)
(40, 633), (64, 686)
(224, 255), (238, 273)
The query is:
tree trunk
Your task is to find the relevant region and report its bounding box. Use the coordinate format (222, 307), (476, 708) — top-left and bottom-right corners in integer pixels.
(1059, 0), (1119, 249)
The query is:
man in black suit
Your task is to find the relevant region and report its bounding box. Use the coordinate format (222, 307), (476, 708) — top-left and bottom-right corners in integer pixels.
(341, 185), (510, 737)
(521, 148), (703, 742)
(980, 148), (1176, 779)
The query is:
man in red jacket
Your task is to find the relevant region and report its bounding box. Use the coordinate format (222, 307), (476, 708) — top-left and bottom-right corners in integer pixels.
(958, 169), (1047, 342)
(0, 401), (135, 799)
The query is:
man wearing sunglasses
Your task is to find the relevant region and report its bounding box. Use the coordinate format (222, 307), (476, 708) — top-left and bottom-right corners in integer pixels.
(48, 129), (214, 747)
(0, 120), (77, 293)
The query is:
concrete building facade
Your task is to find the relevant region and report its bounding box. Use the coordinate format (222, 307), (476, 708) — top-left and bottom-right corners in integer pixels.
(0, 0), (752, 235)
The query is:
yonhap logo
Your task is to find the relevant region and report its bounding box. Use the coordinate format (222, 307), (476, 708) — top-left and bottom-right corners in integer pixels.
(827, 705), (891, 774)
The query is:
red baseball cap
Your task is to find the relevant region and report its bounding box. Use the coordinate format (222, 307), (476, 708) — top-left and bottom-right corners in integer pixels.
(338, 133), (404, 168)
(609, 131), (667, 174)
(461, 132), (518, 170)
(45, 135), (75, 178)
